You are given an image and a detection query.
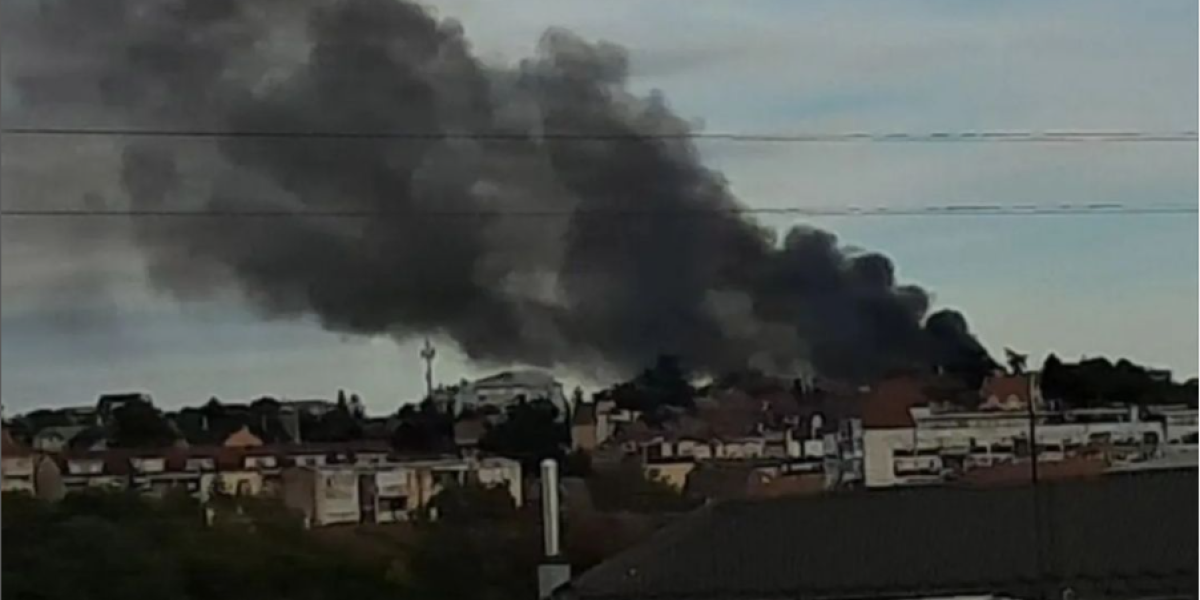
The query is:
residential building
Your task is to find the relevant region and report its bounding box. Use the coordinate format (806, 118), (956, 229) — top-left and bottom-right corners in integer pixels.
(1146, 404), (1199, 446)
(200, 470), (264, 500)
(221, 425), (264, 448)
(2, 429), (66, 500)
(59, 452), (131, 491)
(564, 470), (1197, 600)
(2, 429), (36, 493)
(860, 377), (1191, 488)
(454, 370), (569, 416)
(281, 456), (522, 526)
(641, 458), (695, 490)
(31, 425), (88, 453)
(979, 373), (1042, 410)
(570, 403), (599, 452)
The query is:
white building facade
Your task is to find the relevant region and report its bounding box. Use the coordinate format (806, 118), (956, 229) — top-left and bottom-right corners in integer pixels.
(454, 370), (569, 416)
(281, 456), (523, 527)
(863, 405), (1195, 488)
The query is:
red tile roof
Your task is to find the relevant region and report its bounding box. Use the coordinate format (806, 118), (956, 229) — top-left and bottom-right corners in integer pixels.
(860, 377), (930, 429)
(956, 456), (1106, 488)
(980, 374), (1034, 407)
(1, 428), (32, 457)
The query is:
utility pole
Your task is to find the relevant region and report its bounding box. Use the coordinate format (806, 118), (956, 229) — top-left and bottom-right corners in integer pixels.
(1027, 391), (1039, 484)
(1009, 347), (1047, 597)
(1008, 347), (1037, 483)
(420, 338), (436, 400)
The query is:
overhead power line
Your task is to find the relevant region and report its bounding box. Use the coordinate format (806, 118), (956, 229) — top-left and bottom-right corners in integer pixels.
(1, 203), (1194, 219)
(2, 126), (1197, 144)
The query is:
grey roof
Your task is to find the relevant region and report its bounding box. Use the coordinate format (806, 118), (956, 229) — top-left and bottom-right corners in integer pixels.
(569, 470), (1197, 600)
(33, 425), (88, 441)
(473, 369), (560, 389)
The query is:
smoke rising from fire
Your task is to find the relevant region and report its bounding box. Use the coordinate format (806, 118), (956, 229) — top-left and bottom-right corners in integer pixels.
(5, 0), (994, 382)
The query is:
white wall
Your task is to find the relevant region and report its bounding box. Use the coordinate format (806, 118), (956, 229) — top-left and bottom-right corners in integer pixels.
(314, 470), (360, 526)
(863, 428), (913, 488)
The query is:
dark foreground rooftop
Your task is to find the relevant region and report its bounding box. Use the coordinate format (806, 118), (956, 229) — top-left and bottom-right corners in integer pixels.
(567, 470), (1197, 600)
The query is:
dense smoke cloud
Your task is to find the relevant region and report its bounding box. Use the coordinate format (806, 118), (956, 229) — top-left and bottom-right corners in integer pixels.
(4, 0), (995, 382)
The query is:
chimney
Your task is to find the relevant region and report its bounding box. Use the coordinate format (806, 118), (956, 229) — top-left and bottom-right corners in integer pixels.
(537, 458), (570, 599)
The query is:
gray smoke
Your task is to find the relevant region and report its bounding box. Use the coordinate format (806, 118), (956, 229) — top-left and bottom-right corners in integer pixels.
(5, 0), (993, 382)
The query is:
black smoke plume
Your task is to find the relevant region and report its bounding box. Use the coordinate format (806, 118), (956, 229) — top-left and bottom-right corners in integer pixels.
(5, 0), (995, 382)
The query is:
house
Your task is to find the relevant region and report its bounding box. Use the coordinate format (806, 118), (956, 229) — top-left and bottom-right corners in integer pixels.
(570, 403), (600, 452)
(2, 429), (36, 493)
(1145, 404), (1199, 446)
(564, 470), (1197, 600)
(200, 470), (264, 500)
(281, 440), (394, 468)
(861, 376), (1181, 488)
(282, 466), (363, 526)
(281, 456), (522, 526)
(58, 451), (132, 491)
(642, 458), (695, 490)
(979, 372), (1041, 410)
(454, 370), (569, 416)
(221, 425), (264, 448)
(31, 425), (88, 453)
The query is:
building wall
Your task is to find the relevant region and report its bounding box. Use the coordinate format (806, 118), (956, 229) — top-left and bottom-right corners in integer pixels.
(862, 428), (914, 488)
(312, 469), (361, 526)
(864, 409), (1184, 488)
(33, 457), (65, 501)
(476, 459), (523, 506)
(281, 459), (523, 526)
(571, 423), (598, 452)
(200, 471), (264, 500)
(1, 451), (39, 495)
(32, 434), (70, 453)
(281, 468), (317, 525)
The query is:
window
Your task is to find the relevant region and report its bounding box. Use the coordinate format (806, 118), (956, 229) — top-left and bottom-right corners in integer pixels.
(246, 456), (277, 469)
(187, 458), (215, 472)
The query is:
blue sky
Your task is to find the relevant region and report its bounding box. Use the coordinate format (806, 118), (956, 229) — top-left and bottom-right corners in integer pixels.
(2, 0), (1196, 413)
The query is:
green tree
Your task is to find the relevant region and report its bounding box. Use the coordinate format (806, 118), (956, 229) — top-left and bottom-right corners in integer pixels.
(479, 398), (569, 470)
(604, 354), (697, 413)
(424, 481), (518, 525)
(305, 401), (363, 443)
(407, 483), (539, 600)
(391, 400), (453, 453)
(2, 490), (406, 600)
(587, 463), (698, 514)
(110, 399), (178, 448)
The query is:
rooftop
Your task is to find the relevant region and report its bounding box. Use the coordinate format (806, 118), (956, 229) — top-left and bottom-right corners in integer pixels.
(472, 369), (560, 389)
(569, 469), (1197, 600)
